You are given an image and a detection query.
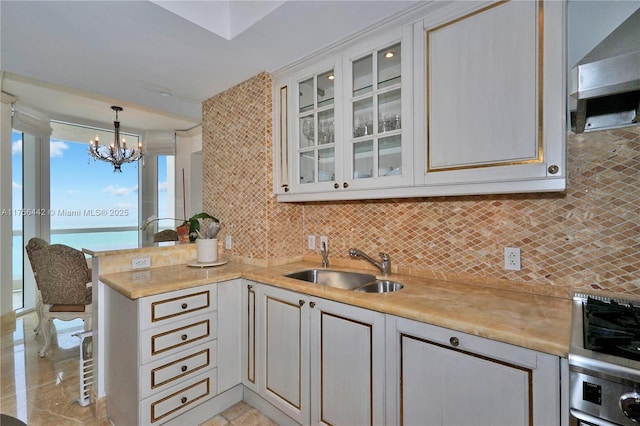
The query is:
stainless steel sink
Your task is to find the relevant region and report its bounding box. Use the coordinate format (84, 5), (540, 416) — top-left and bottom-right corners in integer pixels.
(285, 269), (377, 290)
(354, 280), (404, 293)
(284, 269), (404, 293)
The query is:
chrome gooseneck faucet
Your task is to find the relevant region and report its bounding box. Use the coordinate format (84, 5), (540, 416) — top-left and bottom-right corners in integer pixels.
(321, 241), (330, 268)
(348, 248), (391, 276)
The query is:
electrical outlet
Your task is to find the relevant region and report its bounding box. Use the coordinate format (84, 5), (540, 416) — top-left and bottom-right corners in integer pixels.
(504, 247), (521, 271)
(320, 236), (328, 249)
(308, 235), (316, 250)
(225, 235), (232, 250)
(132, 257), (151, 269)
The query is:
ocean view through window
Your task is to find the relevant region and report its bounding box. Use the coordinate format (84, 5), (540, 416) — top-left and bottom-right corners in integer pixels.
(11, 122), (141, 284)
(49, 121), (140, 252)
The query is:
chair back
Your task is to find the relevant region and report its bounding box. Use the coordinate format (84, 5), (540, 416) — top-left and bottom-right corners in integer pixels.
(27, 243), (92, 306)
(25, 238), (50, 288)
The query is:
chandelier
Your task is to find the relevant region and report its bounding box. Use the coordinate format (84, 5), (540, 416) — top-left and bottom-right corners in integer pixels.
(88, 106), (143, 172)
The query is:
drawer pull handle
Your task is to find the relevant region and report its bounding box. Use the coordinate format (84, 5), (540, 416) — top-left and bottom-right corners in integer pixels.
(181, 396), (187, 404)
(181, 334), (188, 341)
(181, 365), (188, 372)
(449, 336), (459, 347)
(309, 301), (316, 308)
(181, 303), (188, 309)
(299, 299), (305, 306)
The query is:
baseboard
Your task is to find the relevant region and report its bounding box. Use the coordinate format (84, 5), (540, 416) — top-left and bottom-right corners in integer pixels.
(242, 387), (299, 425)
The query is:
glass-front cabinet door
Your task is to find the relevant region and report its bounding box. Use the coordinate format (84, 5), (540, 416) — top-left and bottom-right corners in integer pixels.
(293, 66), (340, 193)
(344, 30), (412, 191)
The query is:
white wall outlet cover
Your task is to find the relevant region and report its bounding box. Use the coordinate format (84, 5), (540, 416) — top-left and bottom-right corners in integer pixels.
(132, 257), (151, 269)
(504, 247), (521, 271)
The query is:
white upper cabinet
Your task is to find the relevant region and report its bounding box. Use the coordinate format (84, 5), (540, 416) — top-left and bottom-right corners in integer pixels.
(273, 0), (566, 201)
(414, 0), (566, 193)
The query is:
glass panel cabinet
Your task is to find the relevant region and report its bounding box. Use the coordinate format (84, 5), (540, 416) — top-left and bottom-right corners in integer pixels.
(273, 28), (412, 198)
(296, 68), (337, 188)
(349, 42), (403, 182)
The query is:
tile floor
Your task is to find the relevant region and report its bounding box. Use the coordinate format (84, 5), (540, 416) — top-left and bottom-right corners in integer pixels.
(1, 312), (276, 425)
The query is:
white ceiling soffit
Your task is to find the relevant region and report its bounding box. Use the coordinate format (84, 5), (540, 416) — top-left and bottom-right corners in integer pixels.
(151, 0), (287, 40)
(2, 72), (199, 133)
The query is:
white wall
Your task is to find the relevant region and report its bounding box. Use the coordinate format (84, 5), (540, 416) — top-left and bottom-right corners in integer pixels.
(567, 0), (640, 68)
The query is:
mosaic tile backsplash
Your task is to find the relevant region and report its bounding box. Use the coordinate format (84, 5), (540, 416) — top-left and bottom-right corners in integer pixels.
(202, 73), (640, 297)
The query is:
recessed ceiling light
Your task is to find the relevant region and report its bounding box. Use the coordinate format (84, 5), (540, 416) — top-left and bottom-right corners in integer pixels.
(328, 74), (335, 80)
(384, 51), (394, 59)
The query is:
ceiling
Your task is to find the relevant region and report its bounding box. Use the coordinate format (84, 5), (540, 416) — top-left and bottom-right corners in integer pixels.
(0, 0), (421, 132)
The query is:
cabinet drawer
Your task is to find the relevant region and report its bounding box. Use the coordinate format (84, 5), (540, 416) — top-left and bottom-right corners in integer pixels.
(140, 340), (217, 400)
(141, 369), (217, 425)
(140, 312), (217, 364)
(139, 284), (217, 331)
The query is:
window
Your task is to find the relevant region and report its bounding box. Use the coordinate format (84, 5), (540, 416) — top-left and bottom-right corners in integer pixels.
(49, 121), (139, 250)
(11, 130), (24, 310)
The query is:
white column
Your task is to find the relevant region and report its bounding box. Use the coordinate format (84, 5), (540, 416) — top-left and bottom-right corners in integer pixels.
(0, 91), (17, 315)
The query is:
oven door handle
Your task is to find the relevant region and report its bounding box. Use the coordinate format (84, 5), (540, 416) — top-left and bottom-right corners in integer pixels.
(570, 408), (619, 426)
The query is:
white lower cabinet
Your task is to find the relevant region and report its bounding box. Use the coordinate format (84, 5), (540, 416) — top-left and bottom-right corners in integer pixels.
(259, 284), (310, 424)
(385, 315), (561, 426)
(107, 278), (562, 425)
(105, 279), (241, 426)
(309, 297), (386, 426)
(244, 281), (386, 425)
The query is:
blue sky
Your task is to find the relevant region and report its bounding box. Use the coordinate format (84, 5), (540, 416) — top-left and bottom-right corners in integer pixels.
(12, 130), (167, 230)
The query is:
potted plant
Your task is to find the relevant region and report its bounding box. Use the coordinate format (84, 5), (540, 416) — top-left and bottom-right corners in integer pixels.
(186, 212), (220, 242)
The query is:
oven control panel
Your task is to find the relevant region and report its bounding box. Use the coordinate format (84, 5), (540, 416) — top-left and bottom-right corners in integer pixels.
(583, 382), (602, 405)
(571, 370), (640, 426)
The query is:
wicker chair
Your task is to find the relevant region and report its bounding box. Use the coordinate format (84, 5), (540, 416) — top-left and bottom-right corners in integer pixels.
(25, 239), (92, 357)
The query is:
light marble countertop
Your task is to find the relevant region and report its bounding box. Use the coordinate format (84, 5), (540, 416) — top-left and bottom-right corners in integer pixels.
(99, 260), (573, 358)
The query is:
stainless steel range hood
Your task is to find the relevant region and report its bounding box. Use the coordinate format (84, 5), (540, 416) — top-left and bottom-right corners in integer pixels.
(570, 8), (640, 133)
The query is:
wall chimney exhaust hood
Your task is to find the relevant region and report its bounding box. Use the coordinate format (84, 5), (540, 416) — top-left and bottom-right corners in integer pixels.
(570, 8), (640, 133)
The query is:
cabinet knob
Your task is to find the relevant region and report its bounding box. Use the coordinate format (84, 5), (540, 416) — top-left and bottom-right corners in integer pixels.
(343, 182), (349, 188)
(309, 301), (316, 308)
(181, 303), (188, 309)
(281, 184), (289, 193)
(247, 284), (253, 290)
(548, 165), (559, 174)
(181, 365), (188, 372)
(181, 396), (187, 404)
(181, 334), (188, 341)
(449, 336), (459, 347)
(334, 182), (340, 189)
(299, 299), (305, 306)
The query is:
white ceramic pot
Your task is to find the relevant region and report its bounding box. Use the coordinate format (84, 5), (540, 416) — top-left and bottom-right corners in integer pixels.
(196, 238), (218, 263)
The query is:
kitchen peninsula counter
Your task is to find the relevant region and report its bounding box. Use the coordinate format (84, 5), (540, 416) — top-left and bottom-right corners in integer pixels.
(100, 260), (572, 358)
